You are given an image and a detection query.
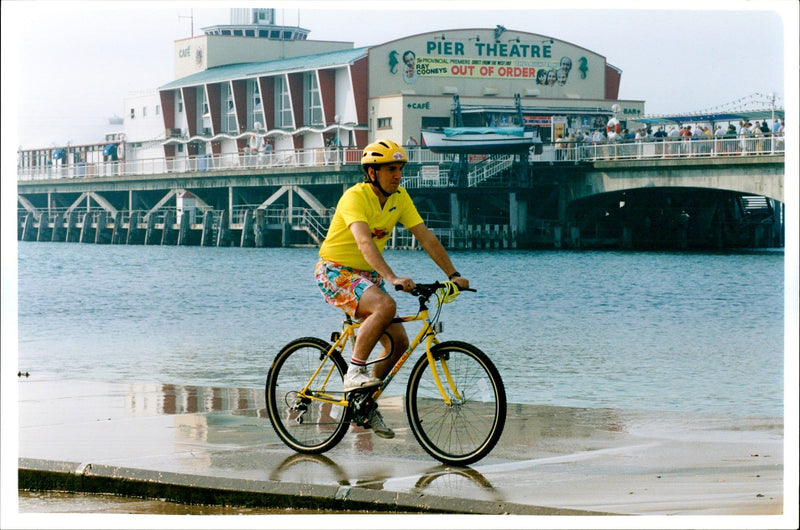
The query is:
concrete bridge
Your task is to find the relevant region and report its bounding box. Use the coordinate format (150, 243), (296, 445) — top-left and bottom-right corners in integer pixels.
(17, 143), (785, 250)
(579, 156), (783, 203)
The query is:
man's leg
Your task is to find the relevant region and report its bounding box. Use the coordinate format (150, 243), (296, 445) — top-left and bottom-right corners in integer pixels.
(352, 285), (397, 364)
(349, 287), (405, 439)
(372, 321), (409, 380)
(342, 286), (396, 392)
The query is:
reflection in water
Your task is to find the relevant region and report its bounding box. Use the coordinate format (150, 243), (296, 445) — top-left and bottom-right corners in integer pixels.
(270, 453), (350, 486)
(269, 453), (499, 500)
(270, 452), (390, 490)
(122, 382), (262, 415)
(413, 465), (501, 502)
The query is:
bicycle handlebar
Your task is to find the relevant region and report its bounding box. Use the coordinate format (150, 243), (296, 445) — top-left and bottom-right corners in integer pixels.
(394, 281), (476, 296)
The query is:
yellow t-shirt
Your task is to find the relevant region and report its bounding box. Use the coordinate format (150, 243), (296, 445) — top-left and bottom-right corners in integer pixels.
(319, 183), (424, 271)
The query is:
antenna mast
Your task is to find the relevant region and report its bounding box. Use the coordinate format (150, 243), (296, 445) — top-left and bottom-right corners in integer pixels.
(179, 9), (195, 37)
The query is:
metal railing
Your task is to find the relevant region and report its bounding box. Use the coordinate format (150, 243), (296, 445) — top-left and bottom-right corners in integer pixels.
(17, 136), (785, 183)
(549, 135), (785, 162)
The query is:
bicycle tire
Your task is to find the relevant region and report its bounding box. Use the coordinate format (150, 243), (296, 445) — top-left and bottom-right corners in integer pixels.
(405, 341), (506, 466)
(266, 337), (350, 454)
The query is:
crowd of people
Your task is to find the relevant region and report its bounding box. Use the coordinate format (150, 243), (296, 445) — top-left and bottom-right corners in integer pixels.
(553, 118), (785, 160)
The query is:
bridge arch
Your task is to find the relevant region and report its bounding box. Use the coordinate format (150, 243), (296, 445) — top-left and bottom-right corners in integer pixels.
(565, 185), (783, 250)
(577, 156), (784, 204)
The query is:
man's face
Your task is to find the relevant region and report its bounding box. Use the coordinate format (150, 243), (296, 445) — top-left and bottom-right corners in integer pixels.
(370, 163), (404, 194)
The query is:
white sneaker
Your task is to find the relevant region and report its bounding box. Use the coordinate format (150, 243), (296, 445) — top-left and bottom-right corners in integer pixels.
(343, 365), (382, 392)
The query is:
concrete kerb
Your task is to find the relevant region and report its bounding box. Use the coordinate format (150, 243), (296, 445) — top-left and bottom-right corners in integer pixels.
(18, 458), (612, 516)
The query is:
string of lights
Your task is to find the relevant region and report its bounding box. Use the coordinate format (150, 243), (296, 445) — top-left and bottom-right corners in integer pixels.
(644, 92), (784, 119)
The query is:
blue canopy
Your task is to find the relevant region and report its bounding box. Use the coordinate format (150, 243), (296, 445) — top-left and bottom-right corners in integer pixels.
(52, 148), (66, 160)
(103, 144), (118, 157)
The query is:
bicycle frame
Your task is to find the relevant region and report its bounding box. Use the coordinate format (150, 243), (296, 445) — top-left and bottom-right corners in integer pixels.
(298, 297), (459, 412)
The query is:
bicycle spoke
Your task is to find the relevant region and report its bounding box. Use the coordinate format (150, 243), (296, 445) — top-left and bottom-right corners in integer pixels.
(406, 342), (506, 466)
(266, 338), (350, 453)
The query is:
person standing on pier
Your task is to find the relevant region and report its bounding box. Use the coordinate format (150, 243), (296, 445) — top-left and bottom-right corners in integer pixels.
(315, 139), (469, 439)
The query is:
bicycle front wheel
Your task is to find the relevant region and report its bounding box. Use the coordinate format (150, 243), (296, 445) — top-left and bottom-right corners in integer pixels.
(405, 341), (506, 466)
(266, 337), (350, 454)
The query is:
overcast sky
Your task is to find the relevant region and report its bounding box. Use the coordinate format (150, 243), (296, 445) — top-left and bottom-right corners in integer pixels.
(2, 0), (797, 149)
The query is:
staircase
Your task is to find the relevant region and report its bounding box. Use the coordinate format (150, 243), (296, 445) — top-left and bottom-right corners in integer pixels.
(467, 155), (515, 187)
(293, 208), (331, 245)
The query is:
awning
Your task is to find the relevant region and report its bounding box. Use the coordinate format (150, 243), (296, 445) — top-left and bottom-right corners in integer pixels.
(103, 144), (118, 157)
(52, 148), (66, 160)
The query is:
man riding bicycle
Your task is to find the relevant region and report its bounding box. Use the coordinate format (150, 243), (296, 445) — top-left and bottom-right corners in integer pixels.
(315, 139), (469, 438)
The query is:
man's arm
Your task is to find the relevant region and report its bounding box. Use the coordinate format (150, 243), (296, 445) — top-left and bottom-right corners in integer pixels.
(408, 224), (470, 289)
(349, 221), (412, 289)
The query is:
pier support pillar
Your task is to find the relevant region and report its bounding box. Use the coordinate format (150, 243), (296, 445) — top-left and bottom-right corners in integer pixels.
(450, 192), (469, 249)
(51, 212), (66, 242)
(95, 211), (110, 244)
(254, 209), (267, 247)
(161, 210), (177, 245)
(66, 211), (80, 243)
(281, 223), (292, 247)
(241, 209), (255, 247)
(111, 212), (124, 244)
(36, 212), (51, 242)
(201, 211), (215, 246)
(21, 213), (36, 242)
(144, 214), (158, 245)
(217, 210), (232, 247)
(127, 211), (143, 244)
(509, 192), (527, 249)
(177, 210), (191, 245)
(556, 185), (568, 249)
(79, 212), (94, 243)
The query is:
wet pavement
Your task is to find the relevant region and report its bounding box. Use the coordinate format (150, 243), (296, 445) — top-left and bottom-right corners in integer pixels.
(15, 378), (784, 518)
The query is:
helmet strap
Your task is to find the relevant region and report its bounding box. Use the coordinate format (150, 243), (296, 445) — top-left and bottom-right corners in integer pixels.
(367, 166), (395, 197)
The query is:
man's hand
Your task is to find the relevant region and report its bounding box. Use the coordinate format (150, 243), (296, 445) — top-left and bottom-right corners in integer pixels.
(451, 276), (470, 290)
(392, 277), (416, 292)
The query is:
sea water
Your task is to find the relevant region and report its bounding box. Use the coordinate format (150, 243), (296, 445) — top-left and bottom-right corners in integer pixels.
(15, 242), (785, 417)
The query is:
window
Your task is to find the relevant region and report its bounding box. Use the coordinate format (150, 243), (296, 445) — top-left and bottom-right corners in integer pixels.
(130, 108), (135, 119)
(303, 72), (323, 127)
(199, 86), (210, 133)
(377, 117), (392, 129)
(223, 83), (236, 132)
(275, 76), (292, 129)
(250, 79), (264, 130)
(142, 106), (147, 118)
(156, 105), (161, 115)
(176, 91), (183, 113)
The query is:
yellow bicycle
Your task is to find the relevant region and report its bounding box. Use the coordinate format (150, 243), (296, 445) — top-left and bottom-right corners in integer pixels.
(265, 281), (506, 466)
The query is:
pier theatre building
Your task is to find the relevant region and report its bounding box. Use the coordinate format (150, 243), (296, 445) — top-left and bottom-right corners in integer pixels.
(19, 9), (782, 249)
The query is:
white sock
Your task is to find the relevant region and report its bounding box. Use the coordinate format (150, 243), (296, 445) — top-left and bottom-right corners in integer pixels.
(347, 363), (365, 375)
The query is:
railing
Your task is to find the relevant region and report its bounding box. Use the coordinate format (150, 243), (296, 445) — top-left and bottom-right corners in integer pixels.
(17, 136), (785, 183)
(550, 135), (785, 162)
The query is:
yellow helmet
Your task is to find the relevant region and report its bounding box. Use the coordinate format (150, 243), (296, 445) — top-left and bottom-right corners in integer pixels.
(361, 139), (408, 166)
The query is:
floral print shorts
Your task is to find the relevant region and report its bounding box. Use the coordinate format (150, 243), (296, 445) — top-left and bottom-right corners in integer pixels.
(315, 259), (387, 318)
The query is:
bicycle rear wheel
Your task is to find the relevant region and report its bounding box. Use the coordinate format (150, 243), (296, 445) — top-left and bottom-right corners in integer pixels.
(405, 341), (506, 466)
(266, 337), (350, 454)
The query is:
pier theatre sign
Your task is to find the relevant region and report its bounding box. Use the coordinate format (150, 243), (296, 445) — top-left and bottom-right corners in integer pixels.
(381, 30), (600, 98)
(420, 40), (553, 79)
